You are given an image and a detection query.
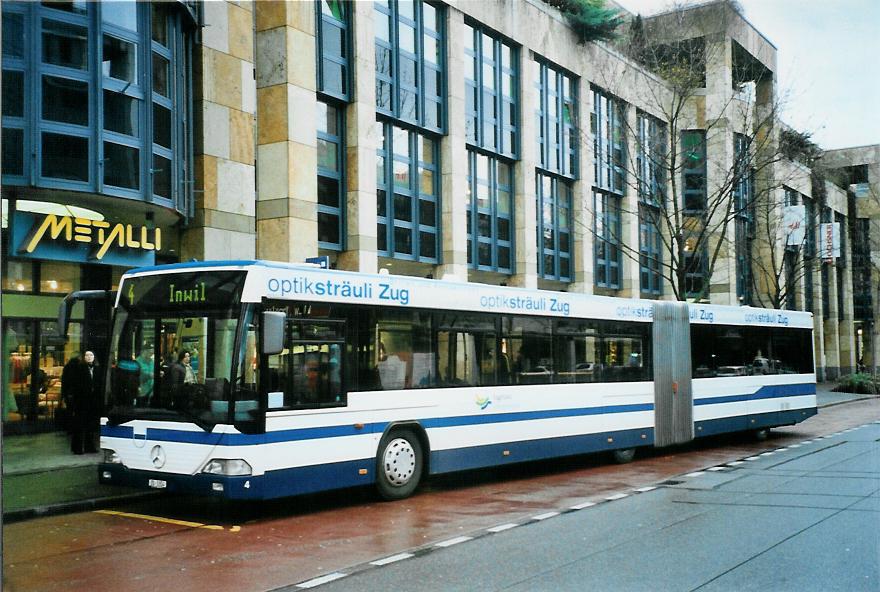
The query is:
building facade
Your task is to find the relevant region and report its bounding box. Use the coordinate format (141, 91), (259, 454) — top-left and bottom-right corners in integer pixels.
(1, 0), (876, 434)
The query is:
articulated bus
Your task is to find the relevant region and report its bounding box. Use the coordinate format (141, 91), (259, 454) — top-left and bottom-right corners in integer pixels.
(88, 261), (816, 500)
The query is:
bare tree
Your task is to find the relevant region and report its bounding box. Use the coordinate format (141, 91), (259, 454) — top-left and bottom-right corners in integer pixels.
(582, 1), (795, 302)
(746, 129), (822, 310)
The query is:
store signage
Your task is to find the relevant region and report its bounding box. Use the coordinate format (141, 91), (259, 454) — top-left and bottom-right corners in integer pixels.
(819, 222), (840, 261)
(783, 205), (805, 246)
(12, 211), (160, 267)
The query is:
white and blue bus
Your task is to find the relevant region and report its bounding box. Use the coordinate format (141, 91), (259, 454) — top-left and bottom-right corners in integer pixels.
(86, 261), (816, 500)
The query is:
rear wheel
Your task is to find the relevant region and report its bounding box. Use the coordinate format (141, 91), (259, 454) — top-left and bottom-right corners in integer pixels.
(612, 448), (636, 464)
(753, 428), (770, 441)
(376, 431), (423, 500)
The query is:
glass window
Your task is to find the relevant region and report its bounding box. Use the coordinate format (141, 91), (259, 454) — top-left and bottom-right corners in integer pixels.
(467, 150), (513, 273)
(2, 260), (34, 292)
(101, 0), (138, 31)
(503, 316), (552, 385)
(639, 205), (662, 296)
(377, 120), (438, 262)
(637, 112), (665, 204)
(592, 87), (625, 194)
(316, 0), (350, 100)
(42, 133), (89, 182)
(2, 71), (24, 118)
(594, 189), (621, 289)
(42, 76), (89, 126)
(317, 100), (344, 250)
(42, 20), (89, 70)
(374, 0), (445, 132)
(535, 59), (576, 178)
(103, 142), (140, 189)
(4, 4), (191, 207)
(3, 12), (25, 59)
(103, 35), (137, 82)
(465, 23), (517, 158)
(39, 261), (80, 294)
(553, 319), (601, 383)
(104, 91), (139, 136)
(537, 174), (573, 281)
(2, 129), (24, 176)
(437, 313), (495, 387)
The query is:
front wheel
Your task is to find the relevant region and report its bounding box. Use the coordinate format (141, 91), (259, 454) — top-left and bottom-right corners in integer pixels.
(376, 431), (423, 500)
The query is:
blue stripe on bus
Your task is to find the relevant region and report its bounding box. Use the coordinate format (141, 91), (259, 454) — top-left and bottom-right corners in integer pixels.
(101, 382), (815, 445)
(695, 383), (816, 406)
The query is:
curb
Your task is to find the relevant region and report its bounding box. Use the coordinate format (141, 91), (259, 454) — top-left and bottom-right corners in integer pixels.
(3, 491), (160, 524)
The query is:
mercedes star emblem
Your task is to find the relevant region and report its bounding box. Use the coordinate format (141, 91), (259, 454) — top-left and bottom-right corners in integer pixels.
(150, 445), (166, 469)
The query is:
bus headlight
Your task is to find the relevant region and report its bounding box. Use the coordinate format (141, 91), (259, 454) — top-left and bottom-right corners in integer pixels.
(102, 449), (122, 464)
(202, 459), (252, 476)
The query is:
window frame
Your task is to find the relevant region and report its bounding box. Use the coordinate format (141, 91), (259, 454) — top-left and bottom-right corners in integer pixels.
(536, 173), (573, 282)
(317, 100), (346, 251)
(593, 188), (622, 290)
(466, 149), (514, 274)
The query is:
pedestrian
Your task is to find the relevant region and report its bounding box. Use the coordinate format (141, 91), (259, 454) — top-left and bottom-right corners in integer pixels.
(61, 350), (101, 455)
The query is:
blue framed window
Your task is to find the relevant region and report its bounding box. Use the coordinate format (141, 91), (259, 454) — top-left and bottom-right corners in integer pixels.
(465, 23), (517, 158)
(637, 111), (665, 203)
(535, 59), (576, 179)
(637, 112), (665, 296)
(374, 0), (444, 133)
(733, 133), (753, 304)
(681, 130), (707, 298)
(467, 151), (513, 273)
(591, 87), (625, 195)
(317, 101), (345, 250)
(536, 174), (572, 282)
(639, 205), (662, 296)
(316, 0), (351, 101)
(376, 120), (439, 262)
(593, 189), (621, 289)
(682, 130), (706, 212)
(1, 1), (193, 213)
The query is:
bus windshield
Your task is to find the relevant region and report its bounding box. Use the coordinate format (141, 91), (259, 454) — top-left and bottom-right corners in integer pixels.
(105, 271), (249, 430)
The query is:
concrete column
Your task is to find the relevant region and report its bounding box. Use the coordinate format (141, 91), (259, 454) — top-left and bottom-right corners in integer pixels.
(337, 0), (379, 273)
(185, 1), (257, 261)
(509, 51), (538, 289)
(436, 9), (469, 281)
(569, 82), (594, 294)
(822, 262), (841, 380)
(838, 258), (857, 375)
(254, 1), (318, 262)
(619, 106), (640, 298)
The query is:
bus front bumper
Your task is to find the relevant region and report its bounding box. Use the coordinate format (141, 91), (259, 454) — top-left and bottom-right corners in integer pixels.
(98, 463), (264, 499)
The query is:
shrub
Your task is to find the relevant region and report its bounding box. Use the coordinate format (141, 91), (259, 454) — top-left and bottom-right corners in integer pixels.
(833, 373), (880, 395)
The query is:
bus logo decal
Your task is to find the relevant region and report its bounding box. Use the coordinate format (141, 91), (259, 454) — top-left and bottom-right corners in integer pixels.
(475, 395), (491, 410)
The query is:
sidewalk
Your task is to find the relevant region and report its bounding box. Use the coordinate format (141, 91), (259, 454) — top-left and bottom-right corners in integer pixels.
(1, 383), (873, 522)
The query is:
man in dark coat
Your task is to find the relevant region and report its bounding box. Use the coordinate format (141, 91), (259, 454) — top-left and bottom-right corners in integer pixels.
(61, 351), (101, 454)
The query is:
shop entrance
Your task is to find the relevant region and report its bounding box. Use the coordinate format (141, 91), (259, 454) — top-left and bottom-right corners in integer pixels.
(3, 319), (83, 434)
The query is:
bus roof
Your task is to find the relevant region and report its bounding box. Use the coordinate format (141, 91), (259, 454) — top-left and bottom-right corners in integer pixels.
(120, 260), (814, 329)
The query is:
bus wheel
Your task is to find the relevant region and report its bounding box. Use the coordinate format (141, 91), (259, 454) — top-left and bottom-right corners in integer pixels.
(612, 448), (636, 464)
(753, 428), (769, 441)
(376, 431), (423, 500)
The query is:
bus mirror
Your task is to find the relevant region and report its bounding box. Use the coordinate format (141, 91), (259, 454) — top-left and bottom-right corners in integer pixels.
(58, 290), (113, 337)
(262, 311), (286, 355)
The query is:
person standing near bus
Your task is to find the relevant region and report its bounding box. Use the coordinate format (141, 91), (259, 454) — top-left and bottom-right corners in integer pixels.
(62, 350), (101, 454)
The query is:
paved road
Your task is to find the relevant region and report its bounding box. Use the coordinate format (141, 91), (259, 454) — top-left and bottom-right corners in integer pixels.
(4, 397), (879, 592)
(312, 419), (880, 592)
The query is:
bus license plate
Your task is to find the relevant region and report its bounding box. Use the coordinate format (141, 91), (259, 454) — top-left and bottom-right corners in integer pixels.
(148, 479), (167, 489)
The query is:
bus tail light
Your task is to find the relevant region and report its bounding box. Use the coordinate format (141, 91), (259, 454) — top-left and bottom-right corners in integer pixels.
(202, 459), (252, 476)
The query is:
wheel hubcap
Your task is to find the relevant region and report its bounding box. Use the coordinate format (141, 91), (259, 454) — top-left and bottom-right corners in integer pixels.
(383, 438), (416, 486)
